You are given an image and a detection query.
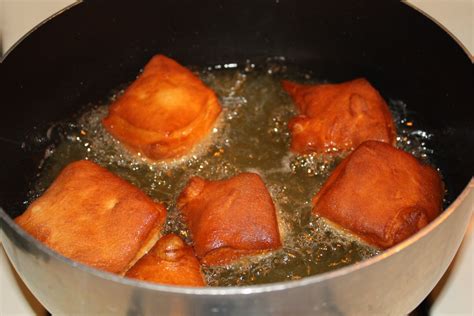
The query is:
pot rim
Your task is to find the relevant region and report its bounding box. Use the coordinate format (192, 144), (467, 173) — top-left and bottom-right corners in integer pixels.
(1, 1), (472, 63)
(2, 179), (473, 295)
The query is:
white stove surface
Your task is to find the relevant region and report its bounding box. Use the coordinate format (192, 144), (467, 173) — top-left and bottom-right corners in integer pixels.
(0, 1), (472, 315)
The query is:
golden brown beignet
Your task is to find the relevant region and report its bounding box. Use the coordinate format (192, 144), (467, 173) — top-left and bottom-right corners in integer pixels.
(312, 141), (443, 249)
(126, 234), (205, 286)
(103, 55), (222, 160)
(177, 173), (282, 265)
(282, 78), (396, 154)
(15, 160), (167, 274)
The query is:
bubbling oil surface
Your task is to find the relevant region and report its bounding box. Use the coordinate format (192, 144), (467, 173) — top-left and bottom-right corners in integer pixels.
(30, 58), (436, 286)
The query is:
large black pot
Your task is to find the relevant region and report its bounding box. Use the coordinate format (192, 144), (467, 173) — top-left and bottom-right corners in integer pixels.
(0, 1), (472, 315)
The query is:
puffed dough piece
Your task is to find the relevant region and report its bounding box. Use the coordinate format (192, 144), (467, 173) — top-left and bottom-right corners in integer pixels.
(15, 160), (167, 275)
(282, 78), (396, 154)
(103, 55), (222, 160)
(312, 141), (443, 249)
(126, 234), (205, 287)
(177, 173), (282, 266)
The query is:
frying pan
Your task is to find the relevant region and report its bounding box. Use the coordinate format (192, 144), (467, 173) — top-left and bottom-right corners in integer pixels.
(0, 1), (472, 315)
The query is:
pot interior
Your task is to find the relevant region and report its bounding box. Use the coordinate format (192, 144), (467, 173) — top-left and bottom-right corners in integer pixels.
(0, 0), (472, 261)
